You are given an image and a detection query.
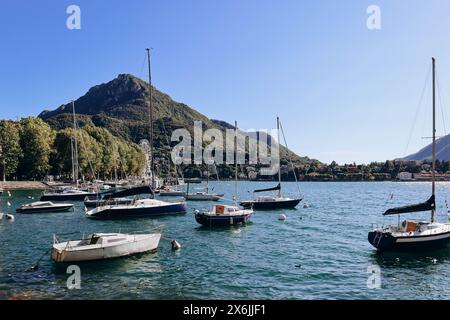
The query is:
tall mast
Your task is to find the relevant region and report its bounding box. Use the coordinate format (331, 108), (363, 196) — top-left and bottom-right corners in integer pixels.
(72, 101), (79, 187)
(277, 116), (281, 197)
(146, 48), (155, 190)
(71, 137), (75, 183)
(432, 57), (436, 222)
(234, 121), (238, 205)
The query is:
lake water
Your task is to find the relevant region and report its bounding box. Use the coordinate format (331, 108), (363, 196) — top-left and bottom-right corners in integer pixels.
(2, 181), (450, 300)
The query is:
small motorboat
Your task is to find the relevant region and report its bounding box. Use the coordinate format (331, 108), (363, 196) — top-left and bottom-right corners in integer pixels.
(185, 192), (224, 201)
(51, 232), (161, 263)
(16, 201), (74, 214)
(83, 196), (133, 208)
(85, 198), (187, 219)
(194, 204), (253, 227)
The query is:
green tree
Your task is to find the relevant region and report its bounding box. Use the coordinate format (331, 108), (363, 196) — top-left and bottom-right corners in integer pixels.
(0, 121), (23, 181)
(18, 117), (55, 180)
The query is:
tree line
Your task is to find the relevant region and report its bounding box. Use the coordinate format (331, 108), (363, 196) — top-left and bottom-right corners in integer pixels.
(0, 117), (146, 181)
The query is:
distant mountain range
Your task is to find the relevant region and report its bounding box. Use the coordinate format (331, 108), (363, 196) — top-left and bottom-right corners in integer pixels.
(38, 74), (318, 171)
(404, 134), (450, 161)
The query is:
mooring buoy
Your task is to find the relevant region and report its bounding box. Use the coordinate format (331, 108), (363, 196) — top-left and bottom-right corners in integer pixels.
(171, 239), (181, 250)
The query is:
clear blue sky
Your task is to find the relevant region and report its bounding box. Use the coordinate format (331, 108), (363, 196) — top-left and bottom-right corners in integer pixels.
(1, 0), (450, 164)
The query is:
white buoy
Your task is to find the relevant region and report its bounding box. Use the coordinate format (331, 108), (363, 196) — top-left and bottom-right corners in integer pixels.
(5, 214), (14, 222)
(171, 239), (181, 250)
(7, 201), (11, 207)
(278, 214), (287, 221)
(303, 203), (309, 208)
(432, 258), (437, 264)
(27, 196), (32, 199)
(7, 191), (11, 197)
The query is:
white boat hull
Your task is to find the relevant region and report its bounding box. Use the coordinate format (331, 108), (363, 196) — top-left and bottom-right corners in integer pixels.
(52, 233), (161, 262)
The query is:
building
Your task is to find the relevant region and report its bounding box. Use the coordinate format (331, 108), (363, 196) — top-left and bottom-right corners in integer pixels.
(397, 172), (413, 181)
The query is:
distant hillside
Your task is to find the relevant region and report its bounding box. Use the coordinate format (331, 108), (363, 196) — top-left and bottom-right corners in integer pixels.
(39, 74), (319, 175)
(404, 134), (450, 161)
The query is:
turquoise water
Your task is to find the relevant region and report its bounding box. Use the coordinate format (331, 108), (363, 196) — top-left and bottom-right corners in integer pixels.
(2, 181), (450, 300)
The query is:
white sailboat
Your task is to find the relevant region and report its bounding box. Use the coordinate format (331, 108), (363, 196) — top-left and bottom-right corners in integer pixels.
(84, 49), (187, 219)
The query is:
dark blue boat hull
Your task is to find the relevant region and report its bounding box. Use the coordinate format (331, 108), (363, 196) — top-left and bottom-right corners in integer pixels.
(88, 203), (187, 219)
(16, 205), (73, 214)
(368, 231), (450, 252)
(239, 198), (302, 210)
(195, 213), (251, 227)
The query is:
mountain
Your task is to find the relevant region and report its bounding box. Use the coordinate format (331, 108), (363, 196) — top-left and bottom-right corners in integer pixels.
(404, 134), (450, 161)
(39, 74), (318, 172)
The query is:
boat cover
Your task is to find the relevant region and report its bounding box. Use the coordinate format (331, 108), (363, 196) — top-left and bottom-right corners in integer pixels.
(383, 195), (435, 216)
(254, 183), (281, 193)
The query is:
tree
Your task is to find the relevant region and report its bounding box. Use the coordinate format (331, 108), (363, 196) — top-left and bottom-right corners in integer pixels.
(0, 121), (22, 181)
(18, 117), (55, 180)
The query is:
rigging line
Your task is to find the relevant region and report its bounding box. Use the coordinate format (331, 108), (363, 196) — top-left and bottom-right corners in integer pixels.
(403, 64), (432, 157)
(137, 52), (147, 80)
(75, 130), (98, 182)
(279, 120), (302, 197)
(436, 70), (447, 136)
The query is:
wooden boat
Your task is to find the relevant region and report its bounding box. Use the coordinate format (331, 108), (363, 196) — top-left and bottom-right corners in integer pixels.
(16, 201), (74, 214)
(368, 58), (450, 252)
(51, 233), (161, 262)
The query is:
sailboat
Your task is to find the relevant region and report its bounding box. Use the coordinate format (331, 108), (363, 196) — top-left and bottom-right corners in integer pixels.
(85, 48), (187, 219)
(41, 101), (97, 201)
(240, 117), (302, 210)
(185, 165), (224, 201)
(194, 121), (253, 227)
(368, 58), (450, 252)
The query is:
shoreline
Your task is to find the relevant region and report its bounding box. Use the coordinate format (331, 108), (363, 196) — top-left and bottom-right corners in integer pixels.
(0, 181), (48, 190)
(0, 179), (446, 191)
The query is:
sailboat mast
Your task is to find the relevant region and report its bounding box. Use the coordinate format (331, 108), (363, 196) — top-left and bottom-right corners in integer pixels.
(432, 57), (436, 222)
(277, 116), (281, 197)
(72, 101), (79, 187)
(234, 121), (238, 205)
(146, 48), (155, 190)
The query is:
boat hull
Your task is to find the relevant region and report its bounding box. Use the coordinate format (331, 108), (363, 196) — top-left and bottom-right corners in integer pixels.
(195, 212), (251, 227)
(41, 193), (97, 201)
(52, 234), (161, 263)
(368, 230), (450, 252)
(159, 191), (186, 197)
(240, 198), (302, 210)
(185, 194), (224, 201)
(84, 198), (133, 208)
(16, 205), (73, 214)
(87, 203), (187, 219)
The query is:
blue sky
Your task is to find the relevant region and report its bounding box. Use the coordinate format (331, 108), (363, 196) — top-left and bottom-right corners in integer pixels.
(1, 0), (450, 164)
